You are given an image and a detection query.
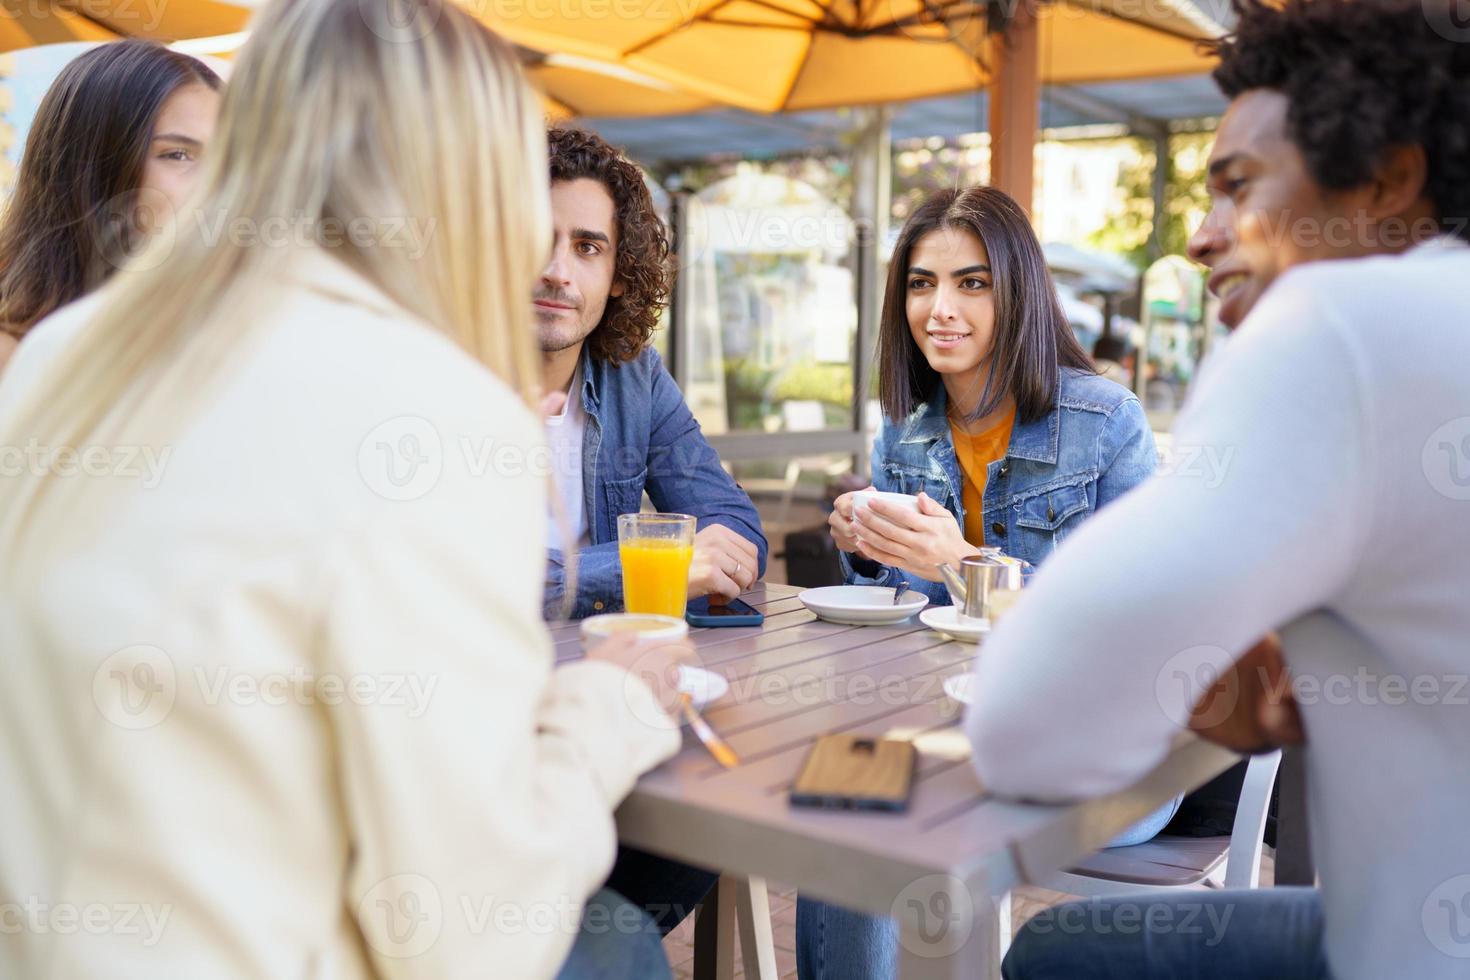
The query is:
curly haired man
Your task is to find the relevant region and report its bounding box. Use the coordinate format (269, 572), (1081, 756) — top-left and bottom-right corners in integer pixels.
(537, 126), (767, 620)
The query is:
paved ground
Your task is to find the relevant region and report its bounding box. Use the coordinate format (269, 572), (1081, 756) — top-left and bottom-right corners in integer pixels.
(659, 847), (1276, 977)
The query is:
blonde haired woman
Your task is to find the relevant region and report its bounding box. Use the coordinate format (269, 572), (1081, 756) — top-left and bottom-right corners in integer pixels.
(0, 1), (683, 978)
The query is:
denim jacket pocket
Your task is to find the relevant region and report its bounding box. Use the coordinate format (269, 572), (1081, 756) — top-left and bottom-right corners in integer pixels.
(603, 468), (649, 532)
(1017, 478), (1099, 531)
(1014, 478), (1092, 531)
(1009, 477), (1096, 565)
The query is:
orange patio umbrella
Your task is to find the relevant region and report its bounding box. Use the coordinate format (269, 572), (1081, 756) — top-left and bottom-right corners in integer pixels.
(0, 1), (715, 121)
(479, 0), (1225, 114)
(519, 48), (717, 118)
(0, 0), (250, 50)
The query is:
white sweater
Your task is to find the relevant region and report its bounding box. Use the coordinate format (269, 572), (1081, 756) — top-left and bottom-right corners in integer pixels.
(969, 237), (1470, 979)
(0, 251), (680, 980)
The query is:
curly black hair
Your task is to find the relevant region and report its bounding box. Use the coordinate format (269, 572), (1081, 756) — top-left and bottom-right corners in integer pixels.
(546, 126), (672, 364)
(1208, 0), (1470, 241)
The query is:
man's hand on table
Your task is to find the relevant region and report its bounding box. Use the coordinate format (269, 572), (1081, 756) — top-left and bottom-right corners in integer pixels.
(687, 525), (759, 600)
(1189, 633), (1306, 753)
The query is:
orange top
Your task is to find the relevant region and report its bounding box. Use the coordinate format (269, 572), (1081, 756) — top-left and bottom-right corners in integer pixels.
(949, 409), (1016, 546)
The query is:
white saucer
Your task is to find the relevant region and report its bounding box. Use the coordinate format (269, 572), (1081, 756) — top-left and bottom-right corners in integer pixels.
(680, 665), (728, 711)
(920, 606), (989, 643)
(943, 672), (976, 705)
(799, 585), (929, 625)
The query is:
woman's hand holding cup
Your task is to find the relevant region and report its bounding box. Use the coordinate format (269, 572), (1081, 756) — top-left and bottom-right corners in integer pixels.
(581, 614), (694, 726)
(852, 491), (975, 582)
(829, 486), (876, 556)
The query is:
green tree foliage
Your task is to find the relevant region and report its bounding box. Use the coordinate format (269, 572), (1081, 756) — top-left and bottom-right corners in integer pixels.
(1087, 131), (1215, 270)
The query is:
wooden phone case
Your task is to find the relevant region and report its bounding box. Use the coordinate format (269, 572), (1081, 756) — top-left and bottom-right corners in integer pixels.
(790, 735), (916, 812)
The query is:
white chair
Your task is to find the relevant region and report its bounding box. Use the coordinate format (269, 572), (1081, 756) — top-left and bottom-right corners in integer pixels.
(1044, 750), (1283, 895)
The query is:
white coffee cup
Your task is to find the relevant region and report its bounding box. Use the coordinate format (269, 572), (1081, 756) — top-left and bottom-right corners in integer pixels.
(850, 489), (923, 514)
(580, 613), (689, 652)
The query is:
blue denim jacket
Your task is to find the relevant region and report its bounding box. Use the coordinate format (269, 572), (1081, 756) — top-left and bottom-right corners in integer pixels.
(545, 347), (768, 619)
(843, 368), (1177, 844)
(841, 367), (1157, 606)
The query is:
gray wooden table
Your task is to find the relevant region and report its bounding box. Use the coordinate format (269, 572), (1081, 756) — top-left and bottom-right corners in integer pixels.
(553, 582), (1240, 979)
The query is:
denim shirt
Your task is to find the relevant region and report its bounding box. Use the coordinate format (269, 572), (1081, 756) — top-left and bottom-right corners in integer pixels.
(544, 347), (768, 619)
(841, 367), (1157, 606)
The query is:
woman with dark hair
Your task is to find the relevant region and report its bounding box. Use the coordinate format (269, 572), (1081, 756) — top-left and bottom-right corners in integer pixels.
(829, 185), (1156, 594)
(801, 186), (1171, 980)
(0, 39), (221, 372)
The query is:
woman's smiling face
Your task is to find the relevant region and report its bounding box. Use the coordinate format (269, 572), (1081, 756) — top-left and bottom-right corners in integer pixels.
(905, 225), (997, 378)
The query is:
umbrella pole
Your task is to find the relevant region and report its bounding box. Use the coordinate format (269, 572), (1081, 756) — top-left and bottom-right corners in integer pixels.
(851, 105), (891, 480)
(988, 0), (1040, 213)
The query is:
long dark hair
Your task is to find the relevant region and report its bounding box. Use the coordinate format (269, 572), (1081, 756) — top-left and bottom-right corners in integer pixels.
(0, 41), (221, 338)
(878, 186), (1093, 426)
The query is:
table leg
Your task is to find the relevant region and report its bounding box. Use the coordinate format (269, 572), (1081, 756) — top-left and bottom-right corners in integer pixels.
(733, 875), (779, 980)
(692, 874), (740, 980)
(897, 882), (1007, 980)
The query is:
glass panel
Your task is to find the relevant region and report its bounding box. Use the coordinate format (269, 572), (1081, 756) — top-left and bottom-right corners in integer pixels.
(1140, 255), (1208, 430)
(647, 176), (672, 362)
(681, 174), (857, 435)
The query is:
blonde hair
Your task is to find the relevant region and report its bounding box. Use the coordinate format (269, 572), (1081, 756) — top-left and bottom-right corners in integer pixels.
(0, 0), (552, 567)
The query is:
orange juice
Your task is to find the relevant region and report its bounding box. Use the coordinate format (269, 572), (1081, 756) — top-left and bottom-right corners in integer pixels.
(620, 538), (694, 617)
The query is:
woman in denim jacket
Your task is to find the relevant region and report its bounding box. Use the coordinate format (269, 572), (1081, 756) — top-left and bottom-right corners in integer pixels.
(829, 186), (1156, 603)
(800, 186), (1176, 980)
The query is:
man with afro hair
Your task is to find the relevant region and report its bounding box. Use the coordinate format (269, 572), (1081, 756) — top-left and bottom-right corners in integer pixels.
(976, 1), (1470, 977)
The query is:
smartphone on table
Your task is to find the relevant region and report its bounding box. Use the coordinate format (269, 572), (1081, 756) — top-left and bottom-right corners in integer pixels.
(790, 735), (917, 813)
(686, 595), (764, 628)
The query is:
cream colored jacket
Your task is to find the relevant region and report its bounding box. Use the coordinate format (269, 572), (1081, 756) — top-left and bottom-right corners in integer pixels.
(0, 251), (680, 980)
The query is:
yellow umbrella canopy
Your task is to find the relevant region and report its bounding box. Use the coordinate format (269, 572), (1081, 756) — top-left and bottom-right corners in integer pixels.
(484, 0), (1224, 113)
(0, 0), (710, 121)
(519, 48), (716, 118)
(0, 0), (250, 51)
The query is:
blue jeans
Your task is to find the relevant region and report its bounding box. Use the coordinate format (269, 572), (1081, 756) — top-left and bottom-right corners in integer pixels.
(1004, 887), (1329, 979)
(799, 887), (1327, 980)
(555, 887), (671, 980)
(796, 896), (898, 980)
(795, 800), (1182, 980)
(1104, 797), (1183, 847)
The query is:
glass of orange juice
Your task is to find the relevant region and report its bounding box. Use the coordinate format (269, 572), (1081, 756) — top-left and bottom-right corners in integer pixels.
(618, 513), (696, 618)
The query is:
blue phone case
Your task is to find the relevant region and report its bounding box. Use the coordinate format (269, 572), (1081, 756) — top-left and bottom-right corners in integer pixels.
(686, 597), (764, 628)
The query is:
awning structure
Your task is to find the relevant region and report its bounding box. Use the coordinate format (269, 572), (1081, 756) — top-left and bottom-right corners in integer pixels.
(579, 72), (1227, 161)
